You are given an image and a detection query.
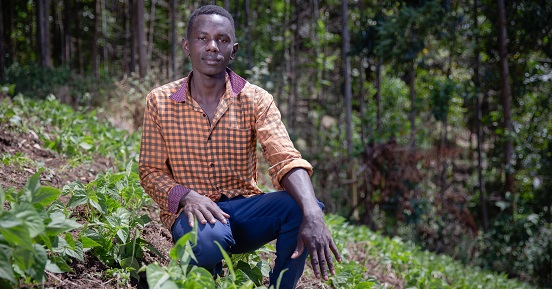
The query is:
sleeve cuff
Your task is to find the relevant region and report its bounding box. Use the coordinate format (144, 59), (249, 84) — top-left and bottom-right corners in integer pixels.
(168, 185), (191, 214)
(273, 159), (313, 190)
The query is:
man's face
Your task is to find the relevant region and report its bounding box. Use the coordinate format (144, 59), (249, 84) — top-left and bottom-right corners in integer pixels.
(184, 14), (238, 77)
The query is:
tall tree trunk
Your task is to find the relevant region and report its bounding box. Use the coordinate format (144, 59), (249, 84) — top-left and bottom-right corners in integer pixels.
(75, 1), (83, 74)
(170, 0), (176, 79)
(497, 0), (514, 195)
(147, 0), (156, 72)
(409, 59), (416, 148)
(244, 0), (251, 73)
(359, 58), (367, 144)
(63, 0), (71, 67)
(2, 0), (14, 69)
(342, 0), (352, 155)
(474, 0), (488, 232)
(376, 57), (382, 138)
(36, 0), (51, 67)
(224, 0), (230, 11)
(136, 0), (146, 78)
(92, 0), (99, 77)
(101, 0), (108, 74)
(286, 1), (296, 130)
(0, 0), (5, 81)
(129, 0), (135, 74)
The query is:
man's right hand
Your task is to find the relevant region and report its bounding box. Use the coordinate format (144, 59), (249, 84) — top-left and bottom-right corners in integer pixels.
(179, 190), (230, 228)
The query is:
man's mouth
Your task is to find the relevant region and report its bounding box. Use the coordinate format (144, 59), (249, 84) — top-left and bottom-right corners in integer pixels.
(203, 56), (222, 65)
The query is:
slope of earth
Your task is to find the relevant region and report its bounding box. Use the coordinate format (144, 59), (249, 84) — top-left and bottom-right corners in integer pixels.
(0, 96), (403, 288)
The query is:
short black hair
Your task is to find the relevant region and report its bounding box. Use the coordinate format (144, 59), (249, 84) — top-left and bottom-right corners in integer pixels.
(187, 5), (236, 40)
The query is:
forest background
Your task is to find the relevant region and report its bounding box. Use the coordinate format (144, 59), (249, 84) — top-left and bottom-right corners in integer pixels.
(0, 0), (551, 287)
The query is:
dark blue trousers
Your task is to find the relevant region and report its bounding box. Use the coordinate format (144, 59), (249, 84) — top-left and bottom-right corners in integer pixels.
(171, 191), (324, 289)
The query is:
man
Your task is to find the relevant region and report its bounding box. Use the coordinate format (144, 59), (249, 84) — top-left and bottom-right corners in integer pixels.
(139, 5), (341, 288)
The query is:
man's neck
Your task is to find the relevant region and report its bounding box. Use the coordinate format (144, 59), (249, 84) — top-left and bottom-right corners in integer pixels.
(189, 71), (226, 104)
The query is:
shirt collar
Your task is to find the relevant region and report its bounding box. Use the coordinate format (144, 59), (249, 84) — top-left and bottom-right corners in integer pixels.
(169, 68), (247, 103)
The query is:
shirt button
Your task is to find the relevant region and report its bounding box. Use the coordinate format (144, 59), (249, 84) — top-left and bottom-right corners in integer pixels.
(203, 113), (206, 117)
(210, 163), (214, 167)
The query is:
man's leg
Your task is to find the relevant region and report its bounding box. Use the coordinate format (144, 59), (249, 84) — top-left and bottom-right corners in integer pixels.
(226, 191), (324, 289)
(171, 203), (236, 275)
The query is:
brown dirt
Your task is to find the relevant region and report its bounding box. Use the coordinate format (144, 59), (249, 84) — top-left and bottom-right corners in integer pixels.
(1, 120), (405, 288)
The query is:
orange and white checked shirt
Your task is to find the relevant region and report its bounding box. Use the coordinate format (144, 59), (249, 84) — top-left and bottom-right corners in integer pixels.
(139, 69), (313, 229)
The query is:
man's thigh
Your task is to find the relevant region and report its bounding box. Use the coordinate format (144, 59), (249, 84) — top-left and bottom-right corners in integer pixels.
(226, 191), (303, 254)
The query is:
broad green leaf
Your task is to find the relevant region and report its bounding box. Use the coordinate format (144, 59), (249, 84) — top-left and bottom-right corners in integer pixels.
(182, 266), (216, 288)
(12, 246), (35, 276)
(45, 258), (67, 274)
(120, 256), (140, 270)
(80, 236), (101, 249)
(170, 228), (198, 264)
(65, 183), (88, 208)
(0, 248), (16, 284)
(53, 233), (84, 262)
(0, 212), (32, 249)
(27, 244), (47, 282)
(136, 214), (152, 227)
(32, 186), (61, 208)
(25, 171), (41, 196)
(13, 203), (44, 238)
(45, 212), (81, 235)
(235, 261), (263, 285)
(117, 226), (130, 243)
(146, 263), (178, 289)
(256, 260), (271, 277)
(79, 142), (93, 150)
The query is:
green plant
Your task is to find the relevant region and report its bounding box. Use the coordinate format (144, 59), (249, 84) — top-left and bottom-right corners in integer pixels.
(144, 227), (277, 289)
(62, 162), (158, 280)
(1, 94), (140, 168)
(0, 172), (83, 287)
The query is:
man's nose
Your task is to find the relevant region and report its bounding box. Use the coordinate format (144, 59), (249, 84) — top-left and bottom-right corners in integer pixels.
(206, 39), (219, 52)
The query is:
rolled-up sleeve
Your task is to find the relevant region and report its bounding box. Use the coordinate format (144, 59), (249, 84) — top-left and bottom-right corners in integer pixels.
(138, 93), (181, 213)
(254, 90), (313, 190)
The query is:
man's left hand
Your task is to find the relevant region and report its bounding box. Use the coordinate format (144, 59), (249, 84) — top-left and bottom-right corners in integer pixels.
(291, 214), (342, 281)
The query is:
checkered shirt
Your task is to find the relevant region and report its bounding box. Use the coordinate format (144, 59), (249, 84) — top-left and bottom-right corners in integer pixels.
(138, 69), (313, 230)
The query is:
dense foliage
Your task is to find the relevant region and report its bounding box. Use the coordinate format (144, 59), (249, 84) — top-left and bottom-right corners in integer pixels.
(1, 0), (551, 287)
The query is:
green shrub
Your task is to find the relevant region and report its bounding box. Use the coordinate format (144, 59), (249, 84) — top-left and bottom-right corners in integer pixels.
(0, 172), (83, 287)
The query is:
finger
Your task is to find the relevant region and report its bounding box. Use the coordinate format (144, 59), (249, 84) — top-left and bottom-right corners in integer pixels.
(211, 208), (230, 224)
(310, 249), (321, 278)
(186, 211), (195, 228)
(291, 239), (304, 259)
(199, 207), (217, 224)
(329, 239), (342, 262)
(317, 249), (328, 280)
(324, 244), (336, 275)
(193, 208), (208, 224)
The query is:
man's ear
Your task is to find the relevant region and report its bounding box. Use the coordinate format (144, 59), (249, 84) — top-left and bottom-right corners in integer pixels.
(182, 38), (190, 56)
(230, 43), (239, 60)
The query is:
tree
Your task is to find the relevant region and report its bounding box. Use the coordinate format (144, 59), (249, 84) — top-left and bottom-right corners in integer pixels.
(170, 0), (176, 79)
(92, 0), (99, 77)
(473, 0), (488, 232)
(63, 0), (72, 66)
(497, 0), (514, 194)
(135, 0), (146, 78)
(342, 0), (352, 155)
(36, 0), (51, 67)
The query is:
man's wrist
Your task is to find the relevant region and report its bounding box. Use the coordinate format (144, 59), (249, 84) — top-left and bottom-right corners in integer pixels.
(168, 185), (191, 214)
